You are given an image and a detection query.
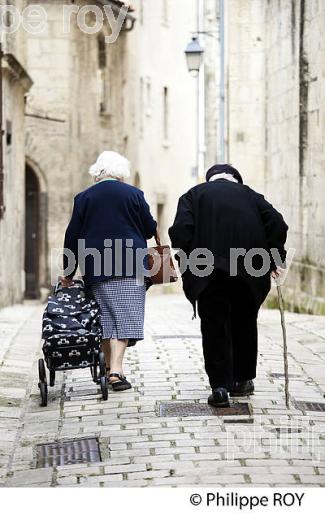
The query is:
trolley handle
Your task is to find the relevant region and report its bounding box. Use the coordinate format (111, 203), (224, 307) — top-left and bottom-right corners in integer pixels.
(54, 278), (85, 296)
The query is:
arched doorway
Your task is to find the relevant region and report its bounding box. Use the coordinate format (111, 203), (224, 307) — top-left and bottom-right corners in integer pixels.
(25, 165), (40, 298)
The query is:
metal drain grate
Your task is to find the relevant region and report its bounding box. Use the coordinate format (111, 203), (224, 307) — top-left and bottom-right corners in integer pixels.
(153, 335), (201, 340)
(159, 402), (251, 417)
(294, 401), (325, 412)
(36, 438), (101, 468)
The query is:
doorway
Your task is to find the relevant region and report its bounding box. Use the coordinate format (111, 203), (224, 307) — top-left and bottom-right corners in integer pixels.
(25, 165), (40, 298)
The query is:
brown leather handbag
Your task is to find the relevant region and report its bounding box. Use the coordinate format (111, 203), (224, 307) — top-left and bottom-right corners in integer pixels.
(147, 238), (178, 285)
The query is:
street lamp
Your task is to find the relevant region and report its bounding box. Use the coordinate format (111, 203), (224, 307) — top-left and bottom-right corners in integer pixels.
(185, 36), (205, 183)
(184, 36), (204, 76)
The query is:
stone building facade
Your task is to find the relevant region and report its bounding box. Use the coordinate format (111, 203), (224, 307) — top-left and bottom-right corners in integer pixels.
(125, 0), (198, 244)
(22, 0), (198, 297)
(205, 0), (325, 313)
(1, 0), (323, 313)
(24, 0), (137, 297)
(0, 0), (32, 307)
(0, 0), (199, 307)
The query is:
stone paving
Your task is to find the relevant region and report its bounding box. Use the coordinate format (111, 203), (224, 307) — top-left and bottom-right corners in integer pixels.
(0, 294), (325, 487)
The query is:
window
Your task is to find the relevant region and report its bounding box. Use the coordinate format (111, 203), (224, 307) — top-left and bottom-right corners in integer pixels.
(98, 34), (106, 69)
(139, 0), (144, 25)
(157, 203), (164, 227)
(134, 172), (141, 188)
(139, 77), (144, 137)
(163, 86), (169, 142)
(157, 201), (166, 241)
(162, 0), (169, 26)
(145, 77), (151, 116)
(6, 121), (12, 147)
(97, 34), (109, 114)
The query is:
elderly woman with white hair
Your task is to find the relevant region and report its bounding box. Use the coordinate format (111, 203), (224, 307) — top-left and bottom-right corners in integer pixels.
(61, 151), (158, 391)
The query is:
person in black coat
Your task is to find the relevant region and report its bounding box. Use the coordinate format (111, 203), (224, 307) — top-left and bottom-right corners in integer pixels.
(169, 164), (288, 407)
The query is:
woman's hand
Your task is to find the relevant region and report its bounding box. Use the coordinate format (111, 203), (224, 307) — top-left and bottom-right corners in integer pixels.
(155, 230), (161, 246)
(60, 276), (74, 288)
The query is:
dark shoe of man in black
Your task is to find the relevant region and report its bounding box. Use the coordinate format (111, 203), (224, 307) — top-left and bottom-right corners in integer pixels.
(230, 380), (254, 397)
(208, 387), (230, 408)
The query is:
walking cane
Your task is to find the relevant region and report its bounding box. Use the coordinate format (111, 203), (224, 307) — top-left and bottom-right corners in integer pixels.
(276, 284), (290, 408)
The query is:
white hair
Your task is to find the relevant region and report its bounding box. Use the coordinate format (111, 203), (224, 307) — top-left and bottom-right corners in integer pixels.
(89, 151), (131, 181)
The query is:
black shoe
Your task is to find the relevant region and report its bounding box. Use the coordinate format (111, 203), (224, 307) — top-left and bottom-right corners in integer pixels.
(208, 387), (230, 408)
(230, 380), (254, 397)
(108, 372), (132, 391)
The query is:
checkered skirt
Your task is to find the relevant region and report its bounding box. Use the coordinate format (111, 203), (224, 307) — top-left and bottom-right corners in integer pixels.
(90, 277), (146, 341)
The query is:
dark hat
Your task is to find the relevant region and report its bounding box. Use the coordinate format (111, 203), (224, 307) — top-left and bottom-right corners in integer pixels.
(205, 163), (243, 184)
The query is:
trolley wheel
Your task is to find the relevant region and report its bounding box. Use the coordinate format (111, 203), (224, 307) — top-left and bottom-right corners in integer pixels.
(90, 353), (99, 383)
(91, 362), (100, 384)
(39, 381), (48, 407)
(100, 376), (108, 401)
(49, 369), (55, 387)
(98, 351), (106, 378)
(38, 358), (47, 383)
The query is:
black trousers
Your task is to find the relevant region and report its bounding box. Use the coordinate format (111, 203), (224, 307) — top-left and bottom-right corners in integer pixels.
(197, 269), (258, 390)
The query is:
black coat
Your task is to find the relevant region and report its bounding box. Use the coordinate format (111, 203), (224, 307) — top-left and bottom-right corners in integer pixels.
(168, 180), (288, 312)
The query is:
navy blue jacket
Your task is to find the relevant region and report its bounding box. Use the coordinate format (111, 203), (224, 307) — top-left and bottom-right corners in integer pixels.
(63, 180), (157, 286)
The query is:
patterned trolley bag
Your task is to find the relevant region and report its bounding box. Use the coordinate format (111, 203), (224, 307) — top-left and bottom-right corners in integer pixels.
(42, 280), (102, 371)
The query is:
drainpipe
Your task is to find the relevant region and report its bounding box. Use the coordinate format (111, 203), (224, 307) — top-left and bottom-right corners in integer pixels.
(0, 42), (4, 219)
(197, 0), (205, 182)
(219, 0), (225, 163)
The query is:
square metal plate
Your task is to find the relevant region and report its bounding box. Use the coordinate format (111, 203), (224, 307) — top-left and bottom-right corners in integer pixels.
(294, 401), (325, 412)
(36, 437), (101, 468)
(158, 402), (251, 417)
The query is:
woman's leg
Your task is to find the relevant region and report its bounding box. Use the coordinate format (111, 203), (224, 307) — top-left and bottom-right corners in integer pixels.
(109, 338), (128, 381)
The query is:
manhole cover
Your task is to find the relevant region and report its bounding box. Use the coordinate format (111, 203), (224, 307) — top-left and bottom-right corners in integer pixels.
(153, 335), (201, 340)
(294, 401), (325, 412)
(159, 402), (251, 417)
(36, 437), (101, 468)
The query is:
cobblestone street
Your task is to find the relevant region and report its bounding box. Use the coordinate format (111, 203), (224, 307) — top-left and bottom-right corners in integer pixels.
(0, 294), (324, 488)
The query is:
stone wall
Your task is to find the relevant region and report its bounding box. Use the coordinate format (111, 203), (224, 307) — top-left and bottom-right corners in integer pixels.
(217, 0), (325, 314)
(0, 0), (198, 303)
(225, 0), (267, 194)
(265, 0), (325, 313)
(124, 0), (198, 245)
(24, 0), (129, 290)
(3, 0), (323, 312)
(0, 0), (32, 307)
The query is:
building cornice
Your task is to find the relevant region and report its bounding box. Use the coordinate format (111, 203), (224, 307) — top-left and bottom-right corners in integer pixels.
(96, 0), (136, 31)
(2, 53), (33, 92)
